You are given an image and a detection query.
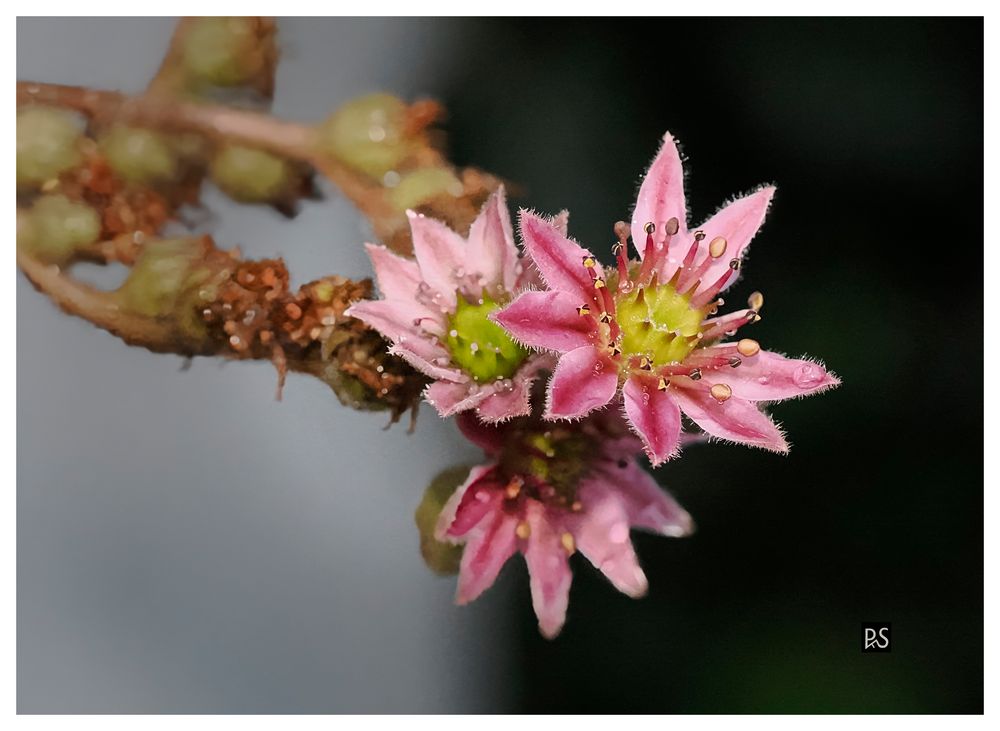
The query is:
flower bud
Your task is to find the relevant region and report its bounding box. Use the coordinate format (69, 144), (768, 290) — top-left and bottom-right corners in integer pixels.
(181, 17), (271, 88)
(319, 93), (414, 179)
(16, 106), (83, 188)
(209, 144), (294, 203)
(100, 125), (180, 185)
(20, 195), (101, 263)
(117, 238), (211, 322)
(415, 467), (468, 575)
(387, 167), (463, 212)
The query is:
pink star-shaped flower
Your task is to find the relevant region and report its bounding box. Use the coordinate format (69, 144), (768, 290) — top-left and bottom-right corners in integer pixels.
(437, 410), (693, 638)
(494, 132), (839, 464)
(346, 187), (551, 422)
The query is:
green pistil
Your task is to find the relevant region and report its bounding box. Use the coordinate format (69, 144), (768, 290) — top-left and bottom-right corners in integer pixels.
(445, 293), (528, 382)
(616, 282), (707, 363)
(500, 427), (590, 503)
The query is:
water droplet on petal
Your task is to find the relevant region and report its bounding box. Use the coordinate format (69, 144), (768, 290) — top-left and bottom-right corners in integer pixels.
(610, 522), (629, 544)
(792, 363), (823, 388)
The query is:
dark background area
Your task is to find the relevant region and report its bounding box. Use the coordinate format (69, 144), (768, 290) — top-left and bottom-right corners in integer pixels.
(441, 17), (983, 713)
(18, 17), (983, 713)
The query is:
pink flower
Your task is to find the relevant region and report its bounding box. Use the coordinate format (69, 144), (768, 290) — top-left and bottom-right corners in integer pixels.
(495, 132), (839, 465)
(436, 410), (693, 638)
(346, 187), (550, 421)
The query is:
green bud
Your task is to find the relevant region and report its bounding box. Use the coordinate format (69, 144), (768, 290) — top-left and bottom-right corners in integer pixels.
(100, 125), (180, 184)
(210, 144), (293, 202)
(182, 17), (265, 87)
(117, 238), (210, 320)
(387, 167), (463, 212)
(319, 93), (414, 179)
(16, 106), (83, 188)
(415, 467), (469, 575)
(21, 195), (101, 263)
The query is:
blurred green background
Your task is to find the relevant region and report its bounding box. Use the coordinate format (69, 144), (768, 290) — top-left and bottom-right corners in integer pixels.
(440, 17), (982, 713)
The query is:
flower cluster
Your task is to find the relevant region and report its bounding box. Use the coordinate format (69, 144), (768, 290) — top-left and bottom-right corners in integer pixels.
(349, 131), (838, 636)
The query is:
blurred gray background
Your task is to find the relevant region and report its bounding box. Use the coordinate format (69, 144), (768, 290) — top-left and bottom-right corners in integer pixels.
(17, 17), (517, 713)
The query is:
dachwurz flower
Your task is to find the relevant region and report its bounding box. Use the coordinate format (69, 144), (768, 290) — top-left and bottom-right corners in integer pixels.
(437, 408), (693, 638)
(495, 132), (839, 464)
(347, 187), (549, 421)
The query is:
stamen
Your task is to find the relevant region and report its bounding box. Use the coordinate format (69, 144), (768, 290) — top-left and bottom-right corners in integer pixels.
(690, 261), (742, 309)
(577, 303), (591, 316)
(560, 532), (576, 554)
(701, 308), (760, 340)
(582, 256), (597, 270)
(688, 367), (703, 381)
(639, 356), (653, 371)
(637, 223), (658, 283)
(657, 376), (669, 391)
(608, 343), (622, 357)
(710, 383), (733, 402)
(613, 221), (632, 290)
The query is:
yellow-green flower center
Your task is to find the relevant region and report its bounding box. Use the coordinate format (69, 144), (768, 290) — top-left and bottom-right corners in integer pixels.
(615, 281), (708, 364)
(446, 294), (528, 382)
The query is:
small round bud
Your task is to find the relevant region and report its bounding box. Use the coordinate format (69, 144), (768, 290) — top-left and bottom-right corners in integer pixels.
(22, 194), (101, 262)
(319, 93), (414, 179)
(117, 238), (207, 319)
(210, 144), (294, 202)
(414, 466), (468, 575)
(16, 106), (83, 188)
(100, 125), (180, 184)
(181, 17), (269, 87)
(387, 167), (462, 212)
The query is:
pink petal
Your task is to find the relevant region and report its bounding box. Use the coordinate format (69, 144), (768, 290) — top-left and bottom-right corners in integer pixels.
(475, 370), (536, 424)
(622, 376), (682, 467)
(522, 501), (573, 639)
(630, 131), (687, 258)
(424, 379), (490, 417)
(571, 481), (648, 598)
(597, 459), (694, 537)
(455, 509), (520, 605)
(407, 211), (465, 308)
(545, 346), (618, 420)
(435, 463), (501, 541)
(672, 383), (789, 453)
(519, 210), (603, 302)
(548, 209), (570, 237)
(691, 186), (775, 297)
(346, 299), (436, 344)
(466, 186), (518, 293)
(700, 349), (840, 402)
(390, 345), (464, 382)
(444, 468), (505, 539)
(455, 412), (506, 455)
(364, 243), (422, 302)
(493, 290), (597, 353)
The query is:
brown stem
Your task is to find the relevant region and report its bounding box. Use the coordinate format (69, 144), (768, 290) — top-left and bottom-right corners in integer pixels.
(16, 250), (201, 353)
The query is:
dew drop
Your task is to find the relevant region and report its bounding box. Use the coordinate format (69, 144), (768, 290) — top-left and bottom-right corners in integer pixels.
(757, 375), (770, 385)
(609, 522), (630, 544)
(792, 364), (822, 388)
